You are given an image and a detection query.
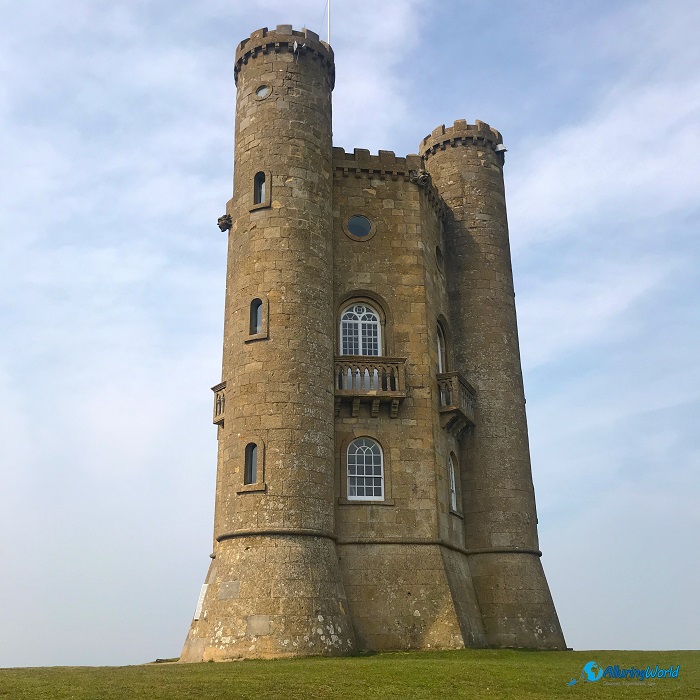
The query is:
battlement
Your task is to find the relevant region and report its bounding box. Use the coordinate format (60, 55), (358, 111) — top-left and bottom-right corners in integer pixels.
(333, 147), (445, 217)
(332, 147), (422, 177)
(420, 120), (503, 159)
(234, 25), (335, 88)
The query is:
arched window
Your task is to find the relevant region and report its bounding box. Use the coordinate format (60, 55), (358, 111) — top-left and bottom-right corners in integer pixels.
(340, 304), (381, 356)
(253, 172), (266, 205)
(448, 453), (459, 512)
(244, 443), (258, 485)
(347, 437), (384, 501)
(437, 323), (447, 373)
(249, 298), (263, 335)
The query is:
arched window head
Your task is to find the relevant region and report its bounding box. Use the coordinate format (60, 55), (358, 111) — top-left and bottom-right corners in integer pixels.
(347, 437), (384, 501)
(448, 453), (459, 512)
(250, 298), (263, 335)
(253, 172), (266, 205)
(437, 323), (447, 373)
(244, 443), (258, 485)
(340, 304), (381, 356)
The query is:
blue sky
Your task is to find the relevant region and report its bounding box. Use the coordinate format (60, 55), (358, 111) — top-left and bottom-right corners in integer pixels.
(1, 0), (698, 666)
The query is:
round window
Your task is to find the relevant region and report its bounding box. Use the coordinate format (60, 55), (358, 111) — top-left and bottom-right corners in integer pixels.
(255, 85), (271, 99)
(346, 215), (372, 239)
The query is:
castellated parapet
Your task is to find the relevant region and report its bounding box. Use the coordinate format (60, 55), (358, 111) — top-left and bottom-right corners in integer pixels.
(180, 24), (565, 661)
(420, 120), (503, 155)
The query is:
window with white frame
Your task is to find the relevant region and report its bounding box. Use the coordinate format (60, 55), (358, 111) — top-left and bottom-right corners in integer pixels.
(340, 304), (381, 356)
(347, 437), (384, 500)
(448, 453), (458, 511)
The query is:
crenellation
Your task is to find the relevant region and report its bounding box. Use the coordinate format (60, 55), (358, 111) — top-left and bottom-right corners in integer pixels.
(235, 26), (334, 87)
(420, 119), (503, 159)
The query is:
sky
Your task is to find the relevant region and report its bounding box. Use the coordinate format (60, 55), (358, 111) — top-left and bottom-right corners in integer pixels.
(1, 0), (698, 667)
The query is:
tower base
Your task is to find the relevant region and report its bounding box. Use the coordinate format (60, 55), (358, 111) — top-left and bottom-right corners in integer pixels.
(468, 552), (567, 649)
(337, 543), (488, 651)
(181, 534), (356, 661)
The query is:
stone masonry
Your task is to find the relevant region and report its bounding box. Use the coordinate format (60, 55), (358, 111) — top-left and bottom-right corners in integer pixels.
(180, 25), (566, 661)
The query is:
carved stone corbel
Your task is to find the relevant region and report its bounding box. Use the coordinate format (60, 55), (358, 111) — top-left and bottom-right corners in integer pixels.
(217, 214), (232, 232)
(409, 170), (432, 188)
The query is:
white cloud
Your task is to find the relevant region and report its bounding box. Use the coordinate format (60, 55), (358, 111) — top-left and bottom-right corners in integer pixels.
(509, 87), (700, 250)
(519, 257), (674, 370)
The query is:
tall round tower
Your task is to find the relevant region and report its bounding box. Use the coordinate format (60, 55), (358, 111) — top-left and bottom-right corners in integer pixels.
(420, 120), (566, 649)
(181, 26), (356, 661)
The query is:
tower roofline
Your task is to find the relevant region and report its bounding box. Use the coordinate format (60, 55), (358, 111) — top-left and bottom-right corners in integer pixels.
(234, 25), (335, 88)
(420, 120), (503, 160)
(332, 147), (445, 218)
(332, 147), (422, 177)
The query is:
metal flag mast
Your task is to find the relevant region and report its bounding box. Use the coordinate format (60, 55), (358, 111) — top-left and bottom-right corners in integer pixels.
(328, 0), (331, 44)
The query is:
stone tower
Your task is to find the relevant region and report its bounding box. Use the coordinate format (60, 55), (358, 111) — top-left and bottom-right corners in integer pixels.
(181, 25), (565, 661)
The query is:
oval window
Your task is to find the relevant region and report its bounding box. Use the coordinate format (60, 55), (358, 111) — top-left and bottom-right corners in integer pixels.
(256, 85), (271, 99)
(347, 215), (372, 239)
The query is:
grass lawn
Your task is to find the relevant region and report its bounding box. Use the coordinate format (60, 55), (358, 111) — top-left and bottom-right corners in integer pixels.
(1, 649), (698, 699)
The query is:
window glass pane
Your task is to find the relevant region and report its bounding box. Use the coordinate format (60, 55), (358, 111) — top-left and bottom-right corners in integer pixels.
(449, 455), (457, 511)
(340, 304), (381, 356)
(347, 215), (372, 238)
(254, 172), (266, 205)
(347, 438), (383, 500)
(437, 325), (446, 373)
(255, 300), (263, 333)
(250, 299), (263, 334)
(245, 443), (258, 484)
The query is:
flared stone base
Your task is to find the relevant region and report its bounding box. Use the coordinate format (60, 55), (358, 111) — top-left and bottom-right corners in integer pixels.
(180, 534), (356, 662)
(468, 552), (567, 649)
(337, 543), (488, 651)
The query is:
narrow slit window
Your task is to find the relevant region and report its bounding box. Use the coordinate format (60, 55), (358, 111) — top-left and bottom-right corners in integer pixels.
(244, 443), (258, 485)
(250, 298), (263, 335)
(253, 172), (266, 205)
(437, 324), (447, 373)
(448, 453), (458, 512)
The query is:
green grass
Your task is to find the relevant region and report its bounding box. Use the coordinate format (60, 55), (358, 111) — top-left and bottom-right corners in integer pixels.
(1, 649), (698, 699)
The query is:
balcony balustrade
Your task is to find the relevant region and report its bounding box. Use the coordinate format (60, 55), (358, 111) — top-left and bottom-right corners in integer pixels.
(437, 372), (476, 437)
(212, 381), (226, 425)
(334, 356), (407, 418)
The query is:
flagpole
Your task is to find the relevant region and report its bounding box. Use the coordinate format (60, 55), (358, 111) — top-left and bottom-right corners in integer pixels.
(328, 0), (331, 44)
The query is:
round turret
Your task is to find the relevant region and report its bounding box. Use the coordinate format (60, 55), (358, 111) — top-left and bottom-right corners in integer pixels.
(181, 25), (356, 661)
(422, 119), (566, 650)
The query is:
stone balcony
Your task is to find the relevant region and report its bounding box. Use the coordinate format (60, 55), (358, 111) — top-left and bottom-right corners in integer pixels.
(334, 356), (407, 418)
(437, 372), (476, 437)
(212, 381), (226, 425)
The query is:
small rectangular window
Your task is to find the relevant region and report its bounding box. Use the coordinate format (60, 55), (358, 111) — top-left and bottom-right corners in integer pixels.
(448, 454), (459, 512)
(253, 172), (266, 205)
(250, 299), (263, 335)
(244, 443), (258, 485)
